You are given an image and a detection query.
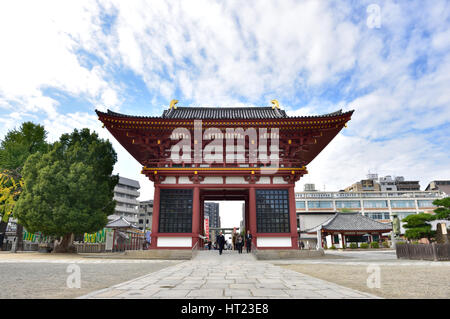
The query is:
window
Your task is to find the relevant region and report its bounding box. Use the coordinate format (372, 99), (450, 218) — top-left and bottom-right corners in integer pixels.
(159, 189), (193, 233)
(346, 235), (367, 243)
(256, 189), (290, 233)
(333, 235), (339, 244)
(390, 200), (415, 208)
(296, 201), (306, 209)
(365, 212), (390, 220)
(396, 212), (416, 221)
(363, 200), (388, 208)
(335, 200), (361, 208)
(417, 200), (435, 208)
(307, 201), (333, 209)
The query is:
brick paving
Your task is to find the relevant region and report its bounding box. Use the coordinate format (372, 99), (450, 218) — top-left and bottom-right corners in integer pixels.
(79, 250), (379, 299)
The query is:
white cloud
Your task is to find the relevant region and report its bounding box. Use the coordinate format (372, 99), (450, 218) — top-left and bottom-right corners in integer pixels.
(0, 0), (121, 114)
(0, 0), (449, 198)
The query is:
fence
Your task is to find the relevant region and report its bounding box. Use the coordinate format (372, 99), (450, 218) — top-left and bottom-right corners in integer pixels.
(74, 243), (106, 253)
(396, 243), (450, 261)
(112, 230), (145, 252)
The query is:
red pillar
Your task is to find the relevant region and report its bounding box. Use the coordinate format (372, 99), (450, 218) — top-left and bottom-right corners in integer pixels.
(289, 186), (298, 249)
(192, 185), (200, 248)
(249, 186), (257, 247)
(150, 185), (160, 249)
(245, 195), (249, 233)
(200, 195), (204, 248)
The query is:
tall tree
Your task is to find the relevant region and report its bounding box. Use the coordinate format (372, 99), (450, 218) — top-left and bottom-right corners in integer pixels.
(14, 128), (118, 252)
(0, 122), (48, 250)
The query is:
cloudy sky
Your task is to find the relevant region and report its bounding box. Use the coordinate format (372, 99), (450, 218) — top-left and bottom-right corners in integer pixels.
(1, 0), (449, 220)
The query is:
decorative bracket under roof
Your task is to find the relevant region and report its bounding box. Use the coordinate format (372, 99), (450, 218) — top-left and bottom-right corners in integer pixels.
(271, 99), (280, 109)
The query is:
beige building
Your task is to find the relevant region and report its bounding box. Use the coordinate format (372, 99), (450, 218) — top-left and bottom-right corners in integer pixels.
(344, 174), (420, 192)
(296, 187), (445, 245)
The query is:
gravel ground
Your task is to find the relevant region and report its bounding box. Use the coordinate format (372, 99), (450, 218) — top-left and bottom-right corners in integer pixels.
(0, 259), (181, 299)
(280, 264), (450, 299)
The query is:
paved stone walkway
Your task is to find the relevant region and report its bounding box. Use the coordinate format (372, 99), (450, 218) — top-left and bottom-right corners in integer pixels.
(79, 250), (379, 299)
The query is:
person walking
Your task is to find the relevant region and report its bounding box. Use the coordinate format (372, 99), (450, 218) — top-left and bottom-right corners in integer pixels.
(236, 234), (243, 254)
(216, 231), (225, 255)
(245, 230), (253, 253)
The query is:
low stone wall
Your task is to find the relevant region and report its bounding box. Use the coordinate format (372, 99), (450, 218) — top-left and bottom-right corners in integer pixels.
(124, 249), (193, 260)
(255, 249), (325, 260)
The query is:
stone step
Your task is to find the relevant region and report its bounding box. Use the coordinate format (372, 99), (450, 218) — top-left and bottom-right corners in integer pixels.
(255, 249), (324, 260)
(123, 249), (193, 260)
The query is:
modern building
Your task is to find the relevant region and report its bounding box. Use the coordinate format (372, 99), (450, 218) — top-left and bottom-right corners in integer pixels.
(344, 174), (381, 192)
(204, 202), (220, 240)
(344, 174), (420, 192)
(425, 180), (450, 196)
(296, 188), (445, 238)
(137, 200), (153, 231)
(110, 176), (140, 225)
(240, 203), (246, 233)
(204, 202), (220, 228)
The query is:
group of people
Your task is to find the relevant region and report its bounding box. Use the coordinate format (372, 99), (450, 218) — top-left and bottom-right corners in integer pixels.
(215, 230), (253, 255)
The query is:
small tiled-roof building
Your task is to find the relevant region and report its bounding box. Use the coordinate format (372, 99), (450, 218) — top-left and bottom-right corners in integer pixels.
(303, 212), (392, 249)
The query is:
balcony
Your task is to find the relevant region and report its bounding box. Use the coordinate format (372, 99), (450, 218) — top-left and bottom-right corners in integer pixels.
(114, 187), (140, 197)
(114, 196), (139, 206)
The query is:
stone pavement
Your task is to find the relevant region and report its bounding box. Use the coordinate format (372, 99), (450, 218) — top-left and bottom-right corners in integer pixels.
(79, 250), (379, 299)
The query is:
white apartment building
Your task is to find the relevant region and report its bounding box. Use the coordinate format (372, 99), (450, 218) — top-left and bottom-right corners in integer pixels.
(109, 176), (140, 225)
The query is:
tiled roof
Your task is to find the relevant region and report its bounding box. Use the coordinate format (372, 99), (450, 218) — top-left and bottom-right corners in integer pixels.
(162, 107), (287, 119)
(100, 107), (352, 120)
(304, 213), (392, 232)
(106, 217), (135, 228)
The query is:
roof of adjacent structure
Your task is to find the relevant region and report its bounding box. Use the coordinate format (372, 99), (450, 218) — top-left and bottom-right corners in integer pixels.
(304, 212), (392, 233)
(106, 216), (136, 228)
(102, 107), (350, 120)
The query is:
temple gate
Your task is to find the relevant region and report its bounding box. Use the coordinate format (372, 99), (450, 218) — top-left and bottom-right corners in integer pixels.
(96, 101), (353, 250)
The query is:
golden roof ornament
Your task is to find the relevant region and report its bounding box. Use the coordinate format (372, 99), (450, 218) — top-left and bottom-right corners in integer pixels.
(271, 99), (280, 109)
(169, 99), (178, 110)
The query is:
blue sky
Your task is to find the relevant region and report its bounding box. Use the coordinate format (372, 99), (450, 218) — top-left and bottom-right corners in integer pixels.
(0, 0), (449, 213)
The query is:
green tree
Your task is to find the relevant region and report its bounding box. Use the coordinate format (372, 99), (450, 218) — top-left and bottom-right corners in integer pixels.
(0, 122), (48, 170)
(0, 122), (48, 250)
(14, 128), (118, 252)
(432, 197), (450, 220)
(402, 213), (435, 240)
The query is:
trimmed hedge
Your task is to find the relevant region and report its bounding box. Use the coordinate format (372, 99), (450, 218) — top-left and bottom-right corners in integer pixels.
(382, 241), (390, 248)
(360, 243), (369, 249)
(370, 242), (380, 248)
(349, 243), (358, 249)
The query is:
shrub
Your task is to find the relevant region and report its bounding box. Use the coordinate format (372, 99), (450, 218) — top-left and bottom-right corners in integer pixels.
(360, 243), (369, 249)
(370, 242), (379, 248)
(382, 241), (390, 248)
(329, 245), (336, 250)
(349, 243), (358, 249)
